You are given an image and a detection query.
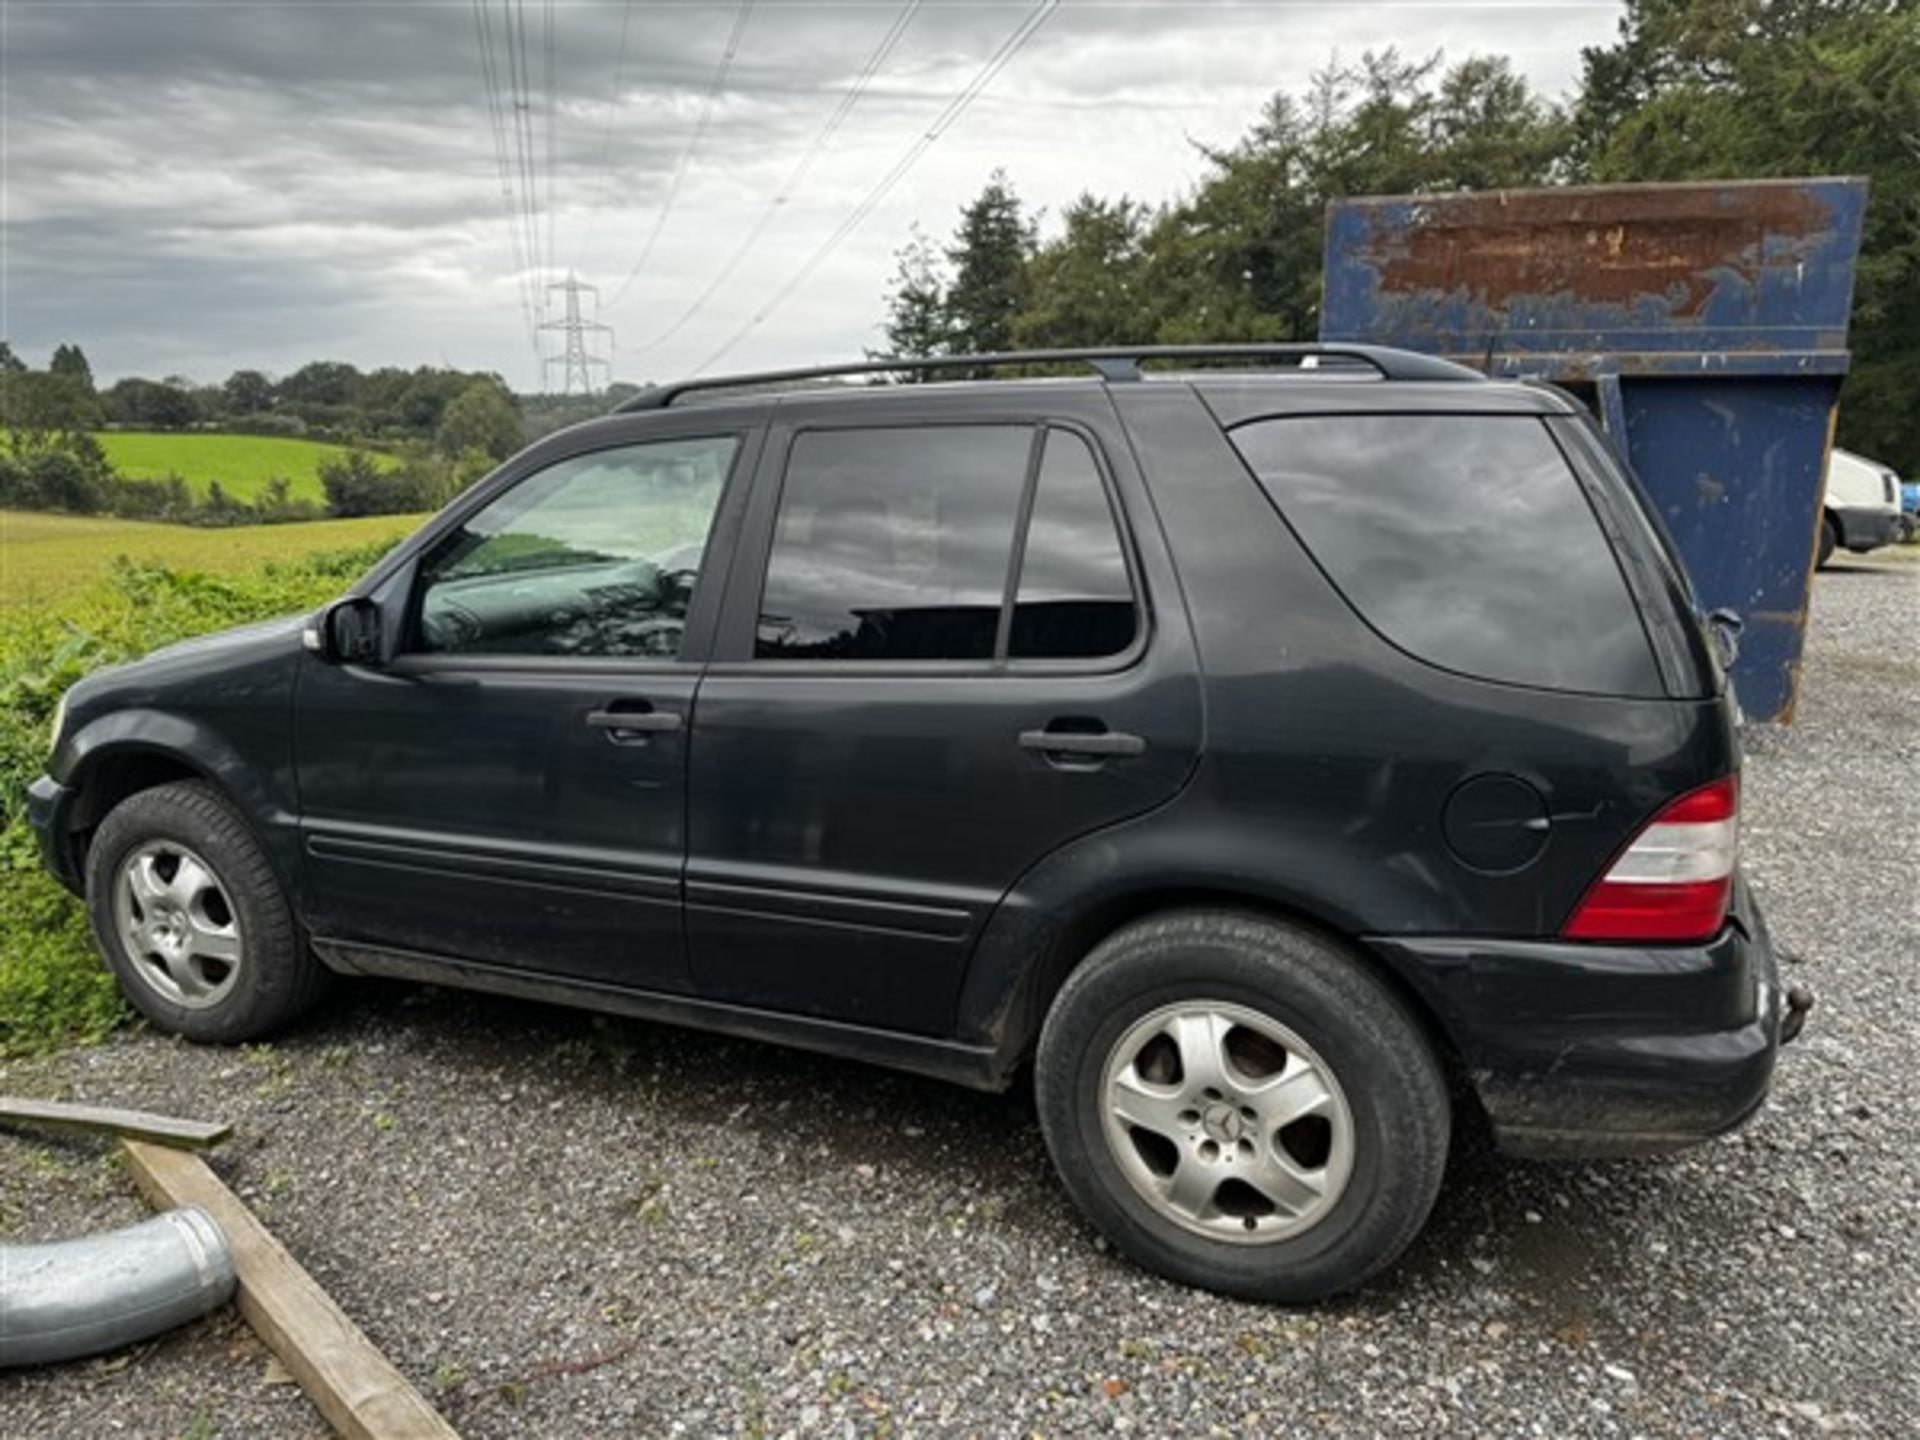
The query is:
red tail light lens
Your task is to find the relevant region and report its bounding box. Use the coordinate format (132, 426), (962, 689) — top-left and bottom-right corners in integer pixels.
(1562, 777), (1738, 943)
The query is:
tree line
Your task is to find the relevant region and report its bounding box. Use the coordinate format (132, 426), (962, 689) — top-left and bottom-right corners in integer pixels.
(0, 341), (526, 450)
(881, 0), (1918, 467)
(0, 338), (662, 525)
(0, 342), (531, 523)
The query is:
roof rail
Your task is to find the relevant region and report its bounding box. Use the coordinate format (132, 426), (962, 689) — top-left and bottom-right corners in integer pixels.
(613, 344), (1482, 412)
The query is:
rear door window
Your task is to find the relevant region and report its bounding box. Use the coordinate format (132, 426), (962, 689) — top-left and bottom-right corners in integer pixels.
(752, 423), (1140, 664)
(1011, 429), (1138, 659)
(1227, 414), (1659, 695)
(755, 426), (1031, 661)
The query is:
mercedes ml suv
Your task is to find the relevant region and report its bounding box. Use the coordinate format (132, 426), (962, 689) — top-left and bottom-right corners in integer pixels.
(29, 346), (1801, 1302)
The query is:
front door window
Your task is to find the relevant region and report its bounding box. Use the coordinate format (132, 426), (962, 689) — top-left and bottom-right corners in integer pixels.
(414, 436), (738, 660)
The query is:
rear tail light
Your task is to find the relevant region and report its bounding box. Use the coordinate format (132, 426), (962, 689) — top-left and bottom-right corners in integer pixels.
(1562, 777), (1738, 943)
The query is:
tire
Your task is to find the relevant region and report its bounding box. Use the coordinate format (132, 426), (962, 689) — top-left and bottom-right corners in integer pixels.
(85, 780), (328, 1044)
(1817, 515), (1837, 569)
(1035, 909), (1449, 1303)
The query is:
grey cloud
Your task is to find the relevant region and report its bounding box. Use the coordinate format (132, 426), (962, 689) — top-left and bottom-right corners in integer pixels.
(2, 1), (1623, 387)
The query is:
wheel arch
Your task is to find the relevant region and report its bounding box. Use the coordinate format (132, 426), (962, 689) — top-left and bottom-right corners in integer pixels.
(66, 746), (212, 835)
(56, 712), (301, 904)
(966, 881), (1473, 1099)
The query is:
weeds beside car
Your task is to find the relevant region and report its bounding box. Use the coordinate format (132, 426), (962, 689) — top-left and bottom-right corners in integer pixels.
(0, 543), (394, 1055)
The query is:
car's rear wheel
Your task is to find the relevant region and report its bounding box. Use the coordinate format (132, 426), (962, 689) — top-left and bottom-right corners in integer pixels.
(1035, 909), (1449, 1303)
(86, 780), (328, 1043)
(1817, 514), (1837, 568)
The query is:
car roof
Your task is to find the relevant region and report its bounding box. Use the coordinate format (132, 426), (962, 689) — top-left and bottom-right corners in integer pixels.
(568, 345), (1577, 438)
(617, 345), (1480, 410)
(1193, 375), (1579, 425)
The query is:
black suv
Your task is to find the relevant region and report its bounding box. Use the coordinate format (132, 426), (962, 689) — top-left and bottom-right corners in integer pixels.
(29, 346), (1797, 1301)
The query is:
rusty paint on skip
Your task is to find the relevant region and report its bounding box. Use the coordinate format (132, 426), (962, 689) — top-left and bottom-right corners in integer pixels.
(1351, 182), (1838, 325)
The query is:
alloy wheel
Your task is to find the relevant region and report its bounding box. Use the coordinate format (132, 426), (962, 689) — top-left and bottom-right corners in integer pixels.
(111, 840), (244, 1009)
(1099, 1000), (1355, 1244)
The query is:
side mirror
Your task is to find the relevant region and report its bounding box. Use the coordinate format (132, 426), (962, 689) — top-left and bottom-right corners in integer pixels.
(307, 597), (384, 665)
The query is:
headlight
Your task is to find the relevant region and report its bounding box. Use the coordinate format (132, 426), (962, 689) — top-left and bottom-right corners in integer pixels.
(49, 688), (70, 752)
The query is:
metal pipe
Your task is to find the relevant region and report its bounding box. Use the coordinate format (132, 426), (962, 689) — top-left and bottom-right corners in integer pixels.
(1, 1207), (235, 1367)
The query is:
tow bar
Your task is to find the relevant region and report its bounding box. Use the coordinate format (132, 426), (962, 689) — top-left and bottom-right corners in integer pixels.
(1782, 986), (1815, 1045)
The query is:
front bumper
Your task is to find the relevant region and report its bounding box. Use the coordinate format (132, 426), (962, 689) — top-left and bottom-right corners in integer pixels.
(1369, 879), (1791, 1160)
(27, 773), (84, 895)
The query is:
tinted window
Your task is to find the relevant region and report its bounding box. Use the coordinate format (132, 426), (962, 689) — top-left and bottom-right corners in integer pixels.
(414, 436), (735, 659)
(1228, 414), (1658, 694)
(1011, 429), (1136, 659)
(756, 427), (1031, 661)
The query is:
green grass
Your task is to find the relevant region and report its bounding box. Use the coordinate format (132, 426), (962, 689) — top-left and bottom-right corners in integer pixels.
(1, 534), (408, 1056)
(1, 509), (428, 611)
(6, 430), (400, 504)
(94, 430), (401, 502)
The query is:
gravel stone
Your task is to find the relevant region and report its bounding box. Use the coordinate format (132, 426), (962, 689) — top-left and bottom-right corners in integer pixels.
(3, 550), (1916, 1437)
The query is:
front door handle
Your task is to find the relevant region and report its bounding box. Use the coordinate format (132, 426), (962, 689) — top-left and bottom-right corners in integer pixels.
(585, 704), (682, 742)
(1018, 727), (1146, 758)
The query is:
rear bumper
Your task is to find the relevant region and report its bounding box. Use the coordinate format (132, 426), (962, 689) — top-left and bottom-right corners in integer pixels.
(27, 773), (84, 895)
(1369, 879), (1786, 1159)
(1833, 504), (1902, 552)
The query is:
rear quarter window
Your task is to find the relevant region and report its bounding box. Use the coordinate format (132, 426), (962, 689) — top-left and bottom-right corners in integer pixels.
(1227, 413), (1661, 696)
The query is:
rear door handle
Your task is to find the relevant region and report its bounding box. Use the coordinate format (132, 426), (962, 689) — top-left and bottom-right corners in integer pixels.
(1018, 728), (1146, 758)
(585, 704), (682, 742)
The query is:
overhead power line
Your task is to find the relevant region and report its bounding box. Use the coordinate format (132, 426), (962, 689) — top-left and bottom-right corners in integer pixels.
(471, 0), (541, 358)
(606, 0), (757, 311)
(691, 0), (1060, 376)
(472, 0), (566, 381)
(571, 0), (639, 271)
(507, 0), (545, 299)
(543, 0), (558, 301)
(624, 0), (923, 359)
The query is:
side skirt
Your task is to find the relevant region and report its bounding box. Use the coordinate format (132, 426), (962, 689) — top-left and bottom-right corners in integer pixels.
(311, 939), (1012, 1093)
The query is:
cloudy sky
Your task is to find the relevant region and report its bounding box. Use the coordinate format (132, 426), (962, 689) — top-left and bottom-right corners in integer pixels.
(2, 0), (1624, 391)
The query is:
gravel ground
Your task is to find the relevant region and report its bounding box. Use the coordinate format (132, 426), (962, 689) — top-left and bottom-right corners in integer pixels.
(3, 551), (1916, 1440)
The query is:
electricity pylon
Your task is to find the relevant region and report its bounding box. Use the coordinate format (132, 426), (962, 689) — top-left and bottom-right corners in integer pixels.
(539, 273), (614, 396)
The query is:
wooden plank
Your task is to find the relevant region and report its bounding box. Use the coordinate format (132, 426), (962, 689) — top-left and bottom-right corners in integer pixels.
(121, 1139), (461, 1440)
(0, 1095), (232, 1150)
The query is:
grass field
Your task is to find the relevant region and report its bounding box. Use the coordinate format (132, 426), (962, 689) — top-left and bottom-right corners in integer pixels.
(94, 430), (400, 502)
(0, 509), (427, 610)
(5, 430), (400, 503)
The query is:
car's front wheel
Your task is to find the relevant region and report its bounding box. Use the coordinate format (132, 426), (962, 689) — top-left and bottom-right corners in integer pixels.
(1035, 909), (1449, 1302)
(85, 780), (328, 1044)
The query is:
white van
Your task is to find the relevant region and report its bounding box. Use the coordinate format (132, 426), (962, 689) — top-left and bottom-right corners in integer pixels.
(1821, 447), (1903, 566)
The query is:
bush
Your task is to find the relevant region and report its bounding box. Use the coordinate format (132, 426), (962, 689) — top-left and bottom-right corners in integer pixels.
(0, 454), (28, 508)
(320, 448), (433, 517)
(0, 436), (112, 512)
(20, 449), (107, 512)
(252, 476), (324, 524)
(224, 411), (310, 439)
(100, 472), (195, 522)
(0, 541), (398, 1056)
(0, 876), (121, 1056)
